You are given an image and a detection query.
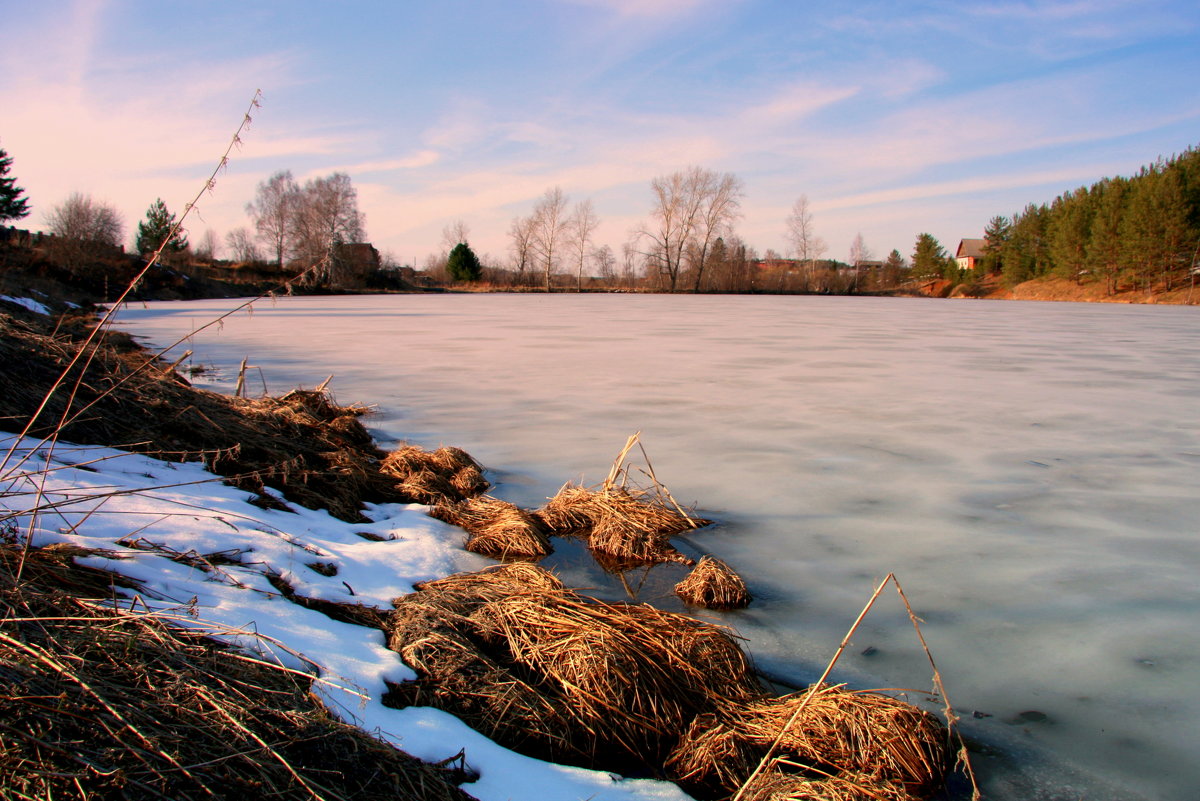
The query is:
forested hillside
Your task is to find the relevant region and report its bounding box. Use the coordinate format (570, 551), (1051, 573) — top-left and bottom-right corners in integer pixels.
(980, 147), (1200, 294)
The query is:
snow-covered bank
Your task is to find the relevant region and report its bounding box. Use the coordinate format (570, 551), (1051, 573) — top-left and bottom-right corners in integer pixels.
(0, 433), (692, 801)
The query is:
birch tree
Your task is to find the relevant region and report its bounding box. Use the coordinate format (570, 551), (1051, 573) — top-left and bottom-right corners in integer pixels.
(785, 194), (827, 270)
(530, 187), (569, 291)
(639, 166), (742, 292)
(247, 170), (298, 266)
(567, 199), (599, 291)
(507, 215), (536, 285)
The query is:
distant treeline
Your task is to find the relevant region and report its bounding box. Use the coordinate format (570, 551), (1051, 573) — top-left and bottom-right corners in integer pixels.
(980, 146), (1200, 293)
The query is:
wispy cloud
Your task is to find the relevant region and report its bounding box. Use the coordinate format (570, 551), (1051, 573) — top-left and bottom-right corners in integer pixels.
(557, 0), (716, 20)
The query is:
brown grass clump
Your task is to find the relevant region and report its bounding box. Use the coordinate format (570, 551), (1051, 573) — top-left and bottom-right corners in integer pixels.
(0, 543), (473, 801)
(380, 444), (490, 504)
(736, 769), (919, 801)
(386, 563), (762, 773)
(675, 555), (752, 610)
(666, 684), (948, 799)
(538, 483), (706, 567)
(0, 311), (428, 523)
(430, 495), (552, 560)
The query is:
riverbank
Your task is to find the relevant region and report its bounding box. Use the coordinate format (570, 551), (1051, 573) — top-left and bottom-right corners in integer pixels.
(909, 273), (1200, 304)
(1, 298), (967, 800)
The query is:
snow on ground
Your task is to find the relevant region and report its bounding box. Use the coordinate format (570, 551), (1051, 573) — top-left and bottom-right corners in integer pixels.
(0, 433), (694, 801)
(1, 295), (50, 315)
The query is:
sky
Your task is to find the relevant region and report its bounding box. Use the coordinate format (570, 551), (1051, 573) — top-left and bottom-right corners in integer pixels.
(3, 0), (1199, 268)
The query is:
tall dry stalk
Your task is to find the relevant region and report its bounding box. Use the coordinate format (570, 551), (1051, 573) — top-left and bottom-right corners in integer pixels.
(0, 91), (333, 578)
(731, 573), (980, 801)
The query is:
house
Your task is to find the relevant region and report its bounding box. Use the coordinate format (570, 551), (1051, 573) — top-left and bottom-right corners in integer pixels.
(955, 238), (986, 272)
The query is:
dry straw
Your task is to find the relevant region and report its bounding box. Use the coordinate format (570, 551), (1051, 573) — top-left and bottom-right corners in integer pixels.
(674, 555), (752, 609)
(380, 444), (490, 504)
(429, 495), (552, 559)
(387, 563), (762, 772)
(536, 433), (712, 568)
(0, 542), (472, 801)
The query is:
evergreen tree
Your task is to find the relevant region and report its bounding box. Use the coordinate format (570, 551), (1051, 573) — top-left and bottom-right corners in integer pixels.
(0, 143), (30, 222)
(1086, 178), (1127, 295)
(1048, 187), (1095, 283)
(1001, 204), (1049, 286)
(884, 248), (907, 271)
(446, 241), (482, 282)
(980, 215), (1010, 275)
(911, 233), (949, 280)
(136, 198), (188, 256)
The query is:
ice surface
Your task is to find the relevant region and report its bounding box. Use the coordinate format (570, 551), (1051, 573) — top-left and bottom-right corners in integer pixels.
(113, 293), (1200, 801)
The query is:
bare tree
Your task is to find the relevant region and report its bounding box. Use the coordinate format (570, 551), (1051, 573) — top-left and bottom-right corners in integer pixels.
(441, 219), (471, 252)
(529, 187), (569, 291)
(594, 243), (616, 286)
(848, 232), (872, 292)
(637, 166), (742, 292)
(196, 228), (221, 261)
(247, 170), (298, 266)
(508, 214), (535, 285)
(638, 169), (700, 292)
(224, 227), (260, 262)
(621, 240), (641, 289)
(785, 195), (827, 273)
(688, 170), (743, 292)
(292, 172), (366, 284)
(567, 199), (599, 291)
(46, 193), (123, 246)
(44, 192), (124, 271)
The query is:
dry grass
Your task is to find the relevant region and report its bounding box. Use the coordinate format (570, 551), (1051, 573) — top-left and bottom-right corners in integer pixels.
(667, 685), (947, 800)
(386, 563), (762, 773)
(0, 311), (414, 523)
(0, 543), (473, 801)
(430, 495), (552, 559)
(538, 483), (705, 567)
(380, 444), (489, 504)
(735, 768), (919, 801)
(675, 555), (752, 610)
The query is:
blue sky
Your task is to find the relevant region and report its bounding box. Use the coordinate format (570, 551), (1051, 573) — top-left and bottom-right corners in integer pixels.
(3, 0), (1198, 267)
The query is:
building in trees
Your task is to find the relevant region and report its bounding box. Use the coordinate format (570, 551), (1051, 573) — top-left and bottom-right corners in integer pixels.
(954, 238), (985, 272)
(135, 198), (188, 257)
(0, 143), (30, 222)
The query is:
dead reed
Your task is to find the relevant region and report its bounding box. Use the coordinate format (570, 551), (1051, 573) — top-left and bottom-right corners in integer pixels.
(538, 482), (704, 566)
(380, 444), (490, 504)
(667, 685), (947, 799)
(0, 311), (413, 523)
(675, 555), (752, 610)
(429, 495), (552, 559)
(386, 563), (762, 772)
(0, 543), (472, 801)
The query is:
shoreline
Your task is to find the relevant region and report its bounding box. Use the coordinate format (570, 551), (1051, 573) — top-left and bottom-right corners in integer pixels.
(1, 298), (969, 800)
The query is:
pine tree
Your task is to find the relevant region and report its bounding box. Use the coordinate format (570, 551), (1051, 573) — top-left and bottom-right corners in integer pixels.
(136, 198), (188, 256)
(1086, 178), (1126, 295)
(1048, 188), (1094, 283)
(911, 233), (949, 281)
(446, 241), (482, 281)
(0, 143), (30, 222)
(980, 215), (1010, 275)
(1001, 204), (1049, 286)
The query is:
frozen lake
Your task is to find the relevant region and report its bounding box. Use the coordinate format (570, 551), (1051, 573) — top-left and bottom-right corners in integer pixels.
(115, 293), (1200, 801)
